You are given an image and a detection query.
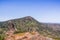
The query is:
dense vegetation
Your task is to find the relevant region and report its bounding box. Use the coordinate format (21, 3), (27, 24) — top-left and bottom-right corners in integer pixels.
(0, 16), (60, 40)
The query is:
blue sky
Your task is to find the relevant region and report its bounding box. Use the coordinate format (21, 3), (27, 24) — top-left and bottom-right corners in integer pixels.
(0, 0), (60, 23)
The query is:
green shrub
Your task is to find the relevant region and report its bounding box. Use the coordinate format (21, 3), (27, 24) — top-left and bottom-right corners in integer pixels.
(0, 34), (5, 40)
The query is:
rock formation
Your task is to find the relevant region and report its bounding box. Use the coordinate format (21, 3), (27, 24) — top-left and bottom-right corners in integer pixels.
(4, 31), (54, 40)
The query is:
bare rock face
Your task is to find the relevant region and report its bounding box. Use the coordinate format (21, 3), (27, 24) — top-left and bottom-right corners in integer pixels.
(8, 21), (15, 31)
(5, 21), (15, 35)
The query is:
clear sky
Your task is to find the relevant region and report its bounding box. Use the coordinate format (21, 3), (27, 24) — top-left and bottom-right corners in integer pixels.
(0, 0), (60, 23)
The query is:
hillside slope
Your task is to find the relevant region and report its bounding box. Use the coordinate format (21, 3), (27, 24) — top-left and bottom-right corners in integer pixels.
(0, 16), (60, 40)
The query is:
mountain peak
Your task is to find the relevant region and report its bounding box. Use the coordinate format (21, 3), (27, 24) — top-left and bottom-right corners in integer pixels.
(22, 16), (35, 21)
(24, 16), (33, 19)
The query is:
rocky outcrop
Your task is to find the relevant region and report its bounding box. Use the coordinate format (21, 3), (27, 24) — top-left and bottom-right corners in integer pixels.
(4, 32), (54, 40)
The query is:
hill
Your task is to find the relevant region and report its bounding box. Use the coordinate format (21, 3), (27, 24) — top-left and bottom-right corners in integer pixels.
(0, 16), (60, 40)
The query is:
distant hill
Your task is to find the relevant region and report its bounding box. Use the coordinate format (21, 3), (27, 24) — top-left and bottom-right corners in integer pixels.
(0, 16), (60, 39)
